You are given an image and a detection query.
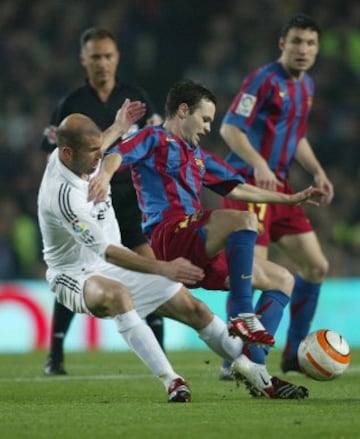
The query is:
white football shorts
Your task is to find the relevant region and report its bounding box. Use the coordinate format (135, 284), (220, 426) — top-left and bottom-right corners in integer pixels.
(49, 263), (182, 318)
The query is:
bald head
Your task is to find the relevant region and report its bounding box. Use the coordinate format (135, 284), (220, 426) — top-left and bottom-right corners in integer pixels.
(57, 114), (102, 151)
(57, 114), (104, 178)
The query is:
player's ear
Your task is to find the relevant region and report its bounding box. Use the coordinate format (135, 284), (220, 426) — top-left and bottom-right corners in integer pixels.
(80, 53), (86, 68)
(115, 48), (120, 66)
(61, 146), (73, 161)
(279, 37), (285, 51)
(178, 103), (189, 119)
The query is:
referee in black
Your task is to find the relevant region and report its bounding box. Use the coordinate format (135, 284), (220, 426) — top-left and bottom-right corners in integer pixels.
(41, 27), (164, 375)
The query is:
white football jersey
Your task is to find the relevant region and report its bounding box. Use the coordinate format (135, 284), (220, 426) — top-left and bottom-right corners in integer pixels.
(38, 150), (123, 281)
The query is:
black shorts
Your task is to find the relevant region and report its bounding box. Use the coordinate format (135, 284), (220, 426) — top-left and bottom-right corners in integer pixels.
(110, 170), (147, 249)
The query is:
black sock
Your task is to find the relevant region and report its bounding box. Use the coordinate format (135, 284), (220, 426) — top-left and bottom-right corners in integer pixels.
(145, 313), (165, 351)
(49, 301), (75, 362)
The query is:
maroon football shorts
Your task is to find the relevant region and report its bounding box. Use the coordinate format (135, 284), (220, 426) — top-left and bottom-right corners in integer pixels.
(150, 210), (228, 291)
(222, 178), (313, 246)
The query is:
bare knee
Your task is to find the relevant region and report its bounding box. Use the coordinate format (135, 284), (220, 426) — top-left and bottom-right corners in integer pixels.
(211, 209), (258, 234)
(300, 257), (329, 283)
(206, 209), (258, 256)
(253, 259), (294, 296)
(84, 277), (133, 317)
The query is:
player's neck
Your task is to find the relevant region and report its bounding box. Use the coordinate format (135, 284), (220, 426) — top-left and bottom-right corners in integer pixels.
(163, 119), (181, 138)
(279, 60), (304, 81)
(90, 78), (116, 103)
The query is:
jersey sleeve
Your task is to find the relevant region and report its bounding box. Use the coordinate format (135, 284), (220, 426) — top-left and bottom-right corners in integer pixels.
(222, 67), (272, 133)
(202, 148), (245, 195)
(52, 183), (111, 259)
(108, 127), (159, 169)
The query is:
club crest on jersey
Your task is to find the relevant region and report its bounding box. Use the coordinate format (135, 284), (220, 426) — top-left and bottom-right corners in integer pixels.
(235, 93), (257, 117)
(71, 219), (86, 233)
(71, 219), (95, 244)
(194, 158), (205, 170)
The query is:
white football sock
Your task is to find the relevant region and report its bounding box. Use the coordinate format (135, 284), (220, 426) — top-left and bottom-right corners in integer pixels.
(198, 314), (243, 360)
(114, 310), (178, 389)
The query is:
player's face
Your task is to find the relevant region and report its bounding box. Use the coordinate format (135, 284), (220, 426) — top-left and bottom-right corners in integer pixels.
(80, 38), (119, 87)
(71, 135), (103, 178)
(181, 99), (215, 145)
(279, 28), (319, 78)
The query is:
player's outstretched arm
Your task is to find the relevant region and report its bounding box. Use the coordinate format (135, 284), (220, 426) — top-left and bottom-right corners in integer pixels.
(227, 183), (324, 206)
(221, 123), (283, 191)
(295, 137), (334, 206)
(105, 245), (204, 285)
(101, 99), (146, 152)
(88, 153), (121, 202)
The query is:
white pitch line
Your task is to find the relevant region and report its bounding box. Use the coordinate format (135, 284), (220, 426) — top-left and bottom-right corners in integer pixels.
(0, 366), (359, 383)
(0, 374), (151, 383)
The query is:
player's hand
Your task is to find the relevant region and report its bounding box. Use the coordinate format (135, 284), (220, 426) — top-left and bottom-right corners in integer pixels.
(88, 174), (110, 203)
(157, 258), (205, 285)
(314, 174), (334, 206)
(254, 162), (283, 191)
(43, 125), (58, 144)
(115, 99), (146, 135)
(288, 186), (326, 206)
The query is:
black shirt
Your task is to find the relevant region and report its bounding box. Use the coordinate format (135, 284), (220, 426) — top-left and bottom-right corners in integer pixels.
(41, 80), (158, 248)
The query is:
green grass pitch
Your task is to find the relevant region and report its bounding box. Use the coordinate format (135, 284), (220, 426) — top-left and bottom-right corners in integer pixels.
(0, 349), (359, 439)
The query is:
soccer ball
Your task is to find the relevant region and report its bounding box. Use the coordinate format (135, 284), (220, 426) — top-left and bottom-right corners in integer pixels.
(297, 329), (351, 381)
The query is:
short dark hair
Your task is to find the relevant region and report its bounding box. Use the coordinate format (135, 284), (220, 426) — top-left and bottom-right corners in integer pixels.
(280, 14), (321, 39)
(57, 126), (101, 151)
(80, 27), (116, 50)
(165, 80), (216, 118)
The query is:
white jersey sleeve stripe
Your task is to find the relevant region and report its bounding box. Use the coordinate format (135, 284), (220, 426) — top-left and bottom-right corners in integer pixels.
(59, 183), (76, 223)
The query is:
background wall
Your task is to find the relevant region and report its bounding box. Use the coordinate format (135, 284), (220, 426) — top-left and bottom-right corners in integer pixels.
(0, 279), (357, 352)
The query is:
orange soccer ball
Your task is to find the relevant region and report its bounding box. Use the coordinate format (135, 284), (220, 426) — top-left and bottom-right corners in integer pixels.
(297, 329), (351, 381)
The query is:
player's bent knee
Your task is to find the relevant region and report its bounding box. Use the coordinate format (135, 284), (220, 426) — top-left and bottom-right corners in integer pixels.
(85, 277), (133, 317)
(253, 260), (294, 295)
(213, 209), (258, 233)
(301, 256), (329, 282)
(317, 257), (329, 277)
(102, 287), (133, 316)
(276, 268), (294, 296)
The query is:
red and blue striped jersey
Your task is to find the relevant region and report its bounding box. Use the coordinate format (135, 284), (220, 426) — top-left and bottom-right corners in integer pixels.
(222, 61), (315, 180)
(110, 126), (244, 235)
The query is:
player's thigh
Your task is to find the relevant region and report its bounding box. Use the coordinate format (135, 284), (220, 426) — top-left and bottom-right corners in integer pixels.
(252, 256), (294, 294)
(205, 208), (257, 257)
(156, 286), (213, 330)
(86, 265), (181, 319)
(276, 231), (329, 279)
(255, 244), (268, 259)
(51, 271), (132, 317)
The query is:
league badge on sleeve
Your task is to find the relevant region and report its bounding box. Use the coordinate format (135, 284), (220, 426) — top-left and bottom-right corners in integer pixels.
(235, 93), (257, 117)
